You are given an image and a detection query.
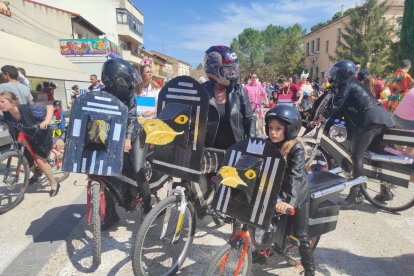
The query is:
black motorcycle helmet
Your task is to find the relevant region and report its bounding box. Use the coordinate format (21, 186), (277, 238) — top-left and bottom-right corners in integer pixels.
(265, 105), (301, 140)
(101, 58), (141, 99)
(326, 60), (356, 84)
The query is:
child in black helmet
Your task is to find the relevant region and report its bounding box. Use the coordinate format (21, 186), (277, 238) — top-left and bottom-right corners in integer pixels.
(254, 104), (315, 276)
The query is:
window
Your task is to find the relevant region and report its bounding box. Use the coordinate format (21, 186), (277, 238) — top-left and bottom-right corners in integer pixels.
(311, 40), (315, 54)
(326, 40), (329, 53)
(116, 9), (128, 24)
(306, 42), (310, 56)
(315, 67), (319, 81)
(316, 38), (320, 53)
(337, 28), (341, 47)
(321, 71), (325, 80)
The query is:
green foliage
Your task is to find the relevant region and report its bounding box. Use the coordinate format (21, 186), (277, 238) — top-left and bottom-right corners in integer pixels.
(334, 0), (395, 76)
(311, 22), (327, 32)
(231, 24), (306, 81)
(310, 9), (354, 32)
(399, 0), (414, 64)
(195, 63), (203, 70)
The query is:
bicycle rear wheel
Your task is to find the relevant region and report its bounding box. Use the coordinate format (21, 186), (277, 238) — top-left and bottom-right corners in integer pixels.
(361, 180), (414, 212)
(0, 151), (30, 215)
(203, 238), (252, 276)
(132, 195), (195, 276)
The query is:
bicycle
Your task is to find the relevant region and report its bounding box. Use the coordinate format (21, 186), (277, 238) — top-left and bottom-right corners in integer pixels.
(130, 75), (228, 275)
(131, 148), (226, 276)
(204, 168), (367, 276)
(0, 120), (69, 215)
(62, 91), (170, 267)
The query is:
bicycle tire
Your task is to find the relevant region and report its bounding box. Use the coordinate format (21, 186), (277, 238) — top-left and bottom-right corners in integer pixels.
(132, 195), (196, 276)
(90, 181), (102, 267)
(361, 181), (414, 212)
(203, 238), (252, 276)
(0, 150), (30, 215)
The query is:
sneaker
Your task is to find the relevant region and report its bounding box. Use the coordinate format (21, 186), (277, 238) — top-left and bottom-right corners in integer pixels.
(49, 183), (61, 197)
(373, 186), (394, 202)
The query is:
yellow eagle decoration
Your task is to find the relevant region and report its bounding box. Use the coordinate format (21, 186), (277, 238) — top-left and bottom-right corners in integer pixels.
(142, 118), (184, 145)
(87, 120), (109, 145)
(219, 166), (248, 188)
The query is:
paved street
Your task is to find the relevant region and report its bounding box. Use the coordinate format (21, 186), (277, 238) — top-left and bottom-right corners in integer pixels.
(0, 172), (413, 276)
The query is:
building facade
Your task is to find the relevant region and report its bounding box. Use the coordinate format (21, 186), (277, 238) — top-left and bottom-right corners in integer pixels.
(34, 0), (144, 68)
(150, 50), (191, 81)
(0, 0), (99, 108)
(303, 0), (404, 81)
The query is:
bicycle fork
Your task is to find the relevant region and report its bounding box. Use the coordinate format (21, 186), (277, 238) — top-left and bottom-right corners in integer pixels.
(219, 229), (250, 276)
(160, 188), (188, 244)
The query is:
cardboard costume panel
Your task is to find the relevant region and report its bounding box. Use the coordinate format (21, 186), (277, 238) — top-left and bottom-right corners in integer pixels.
(151, 76), (210, 182)
(63, 92), (127, 176)
(211, 138), (286, 229)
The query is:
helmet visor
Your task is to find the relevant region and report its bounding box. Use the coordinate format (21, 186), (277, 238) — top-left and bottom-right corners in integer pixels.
(325, 66), (338, 82)
(222, 63), (240, 80)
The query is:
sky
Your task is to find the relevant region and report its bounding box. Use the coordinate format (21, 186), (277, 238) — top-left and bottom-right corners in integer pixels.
(133, 0), (358, 68)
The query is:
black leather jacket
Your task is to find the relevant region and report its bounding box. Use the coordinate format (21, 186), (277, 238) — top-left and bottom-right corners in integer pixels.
(323, 78), (393, 127)
(279, 142), (310, 208)
(203, 81), (255, 147)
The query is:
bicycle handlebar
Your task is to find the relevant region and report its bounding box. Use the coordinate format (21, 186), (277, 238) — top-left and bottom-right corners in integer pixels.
(285, 208), (295, 216)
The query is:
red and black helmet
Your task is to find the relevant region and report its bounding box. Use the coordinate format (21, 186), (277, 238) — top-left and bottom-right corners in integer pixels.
(204, 45), (240, 86)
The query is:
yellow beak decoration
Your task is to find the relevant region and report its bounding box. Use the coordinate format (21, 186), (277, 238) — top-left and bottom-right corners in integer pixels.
(142, 118), (184, 145)
(219, 166), (247, 188)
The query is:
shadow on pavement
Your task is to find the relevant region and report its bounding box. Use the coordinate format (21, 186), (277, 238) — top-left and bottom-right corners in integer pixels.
(25, 203), (85, 243)
(64, 205), (143, 274)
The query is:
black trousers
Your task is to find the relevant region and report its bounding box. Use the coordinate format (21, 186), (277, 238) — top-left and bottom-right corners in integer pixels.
(288, 200), (315, 273)
(105, 135), (151, 215)
(352, 124), (384, 178)
(130, 135), (151, 211)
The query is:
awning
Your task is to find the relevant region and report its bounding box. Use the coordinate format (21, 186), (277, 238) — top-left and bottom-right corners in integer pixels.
(0, 31), (90, 81)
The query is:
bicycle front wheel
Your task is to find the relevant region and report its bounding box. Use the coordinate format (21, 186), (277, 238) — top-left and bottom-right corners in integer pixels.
(90, 181), (102, 267)
(0, 151), (30, 215)
(203, 238), (252, 276)
(132, 195), (195, 276)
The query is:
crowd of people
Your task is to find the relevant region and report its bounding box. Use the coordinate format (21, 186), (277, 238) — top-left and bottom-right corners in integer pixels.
(0, 45), (413, 276)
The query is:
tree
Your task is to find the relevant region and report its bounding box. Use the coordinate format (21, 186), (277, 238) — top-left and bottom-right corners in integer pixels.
(399, 0), (414, 64)
(195, 63), (203, 70)
(230, 28), (264, 76)
(231, 24), (305, 81)
(334, 0), (394, 76)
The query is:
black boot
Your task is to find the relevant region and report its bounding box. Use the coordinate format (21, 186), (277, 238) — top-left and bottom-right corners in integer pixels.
(299, 241), (316, 276)
(136, 170), (152, 214)
(339, 184), (364, 208)
(373, 183), (394, 202)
